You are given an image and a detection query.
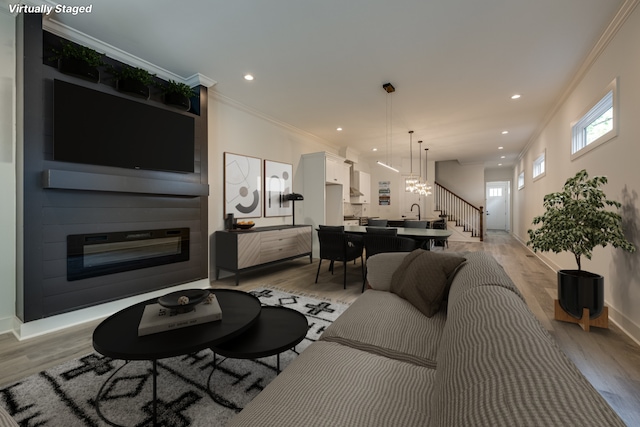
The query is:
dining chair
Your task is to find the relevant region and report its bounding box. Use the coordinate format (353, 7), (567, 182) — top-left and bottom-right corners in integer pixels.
(403, 220), (429, 229)
(366, 227), (398, 235)
(315, 228), (364, 289)
(431, 218), (448, 248)
(367, 219), (388, 227)
(362, 234), (416, 291)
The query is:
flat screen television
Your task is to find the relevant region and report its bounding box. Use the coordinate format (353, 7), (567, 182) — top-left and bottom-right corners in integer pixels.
(53, 79), (195, 173)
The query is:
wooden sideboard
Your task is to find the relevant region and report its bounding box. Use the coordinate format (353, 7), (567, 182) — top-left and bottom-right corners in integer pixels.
(214, 225), (313, 285)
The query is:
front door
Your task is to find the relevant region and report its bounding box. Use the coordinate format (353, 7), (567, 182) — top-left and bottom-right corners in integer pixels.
(486, 181), (509, 231)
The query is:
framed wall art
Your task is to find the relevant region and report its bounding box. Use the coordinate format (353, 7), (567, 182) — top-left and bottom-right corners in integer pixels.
(264, 159), (293, 217)
(224, 152), (262, 218)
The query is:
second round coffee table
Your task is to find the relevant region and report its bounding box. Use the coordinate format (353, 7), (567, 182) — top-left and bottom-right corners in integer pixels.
(209, 305), (309, 374)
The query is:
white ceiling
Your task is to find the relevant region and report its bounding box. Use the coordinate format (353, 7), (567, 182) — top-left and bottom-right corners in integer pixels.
(43, 0), (623, 168)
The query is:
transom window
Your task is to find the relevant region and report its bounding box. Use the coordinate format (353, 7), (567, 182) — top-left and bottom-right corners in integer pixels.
(518, 171), (524, 190)
(571, 79), (617, 159)
(533, 152), (545, 180)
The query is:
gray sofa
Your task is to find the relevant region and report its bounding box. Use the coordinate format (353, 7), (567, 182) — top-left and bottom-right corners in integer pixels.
(228, 251), (625, 426)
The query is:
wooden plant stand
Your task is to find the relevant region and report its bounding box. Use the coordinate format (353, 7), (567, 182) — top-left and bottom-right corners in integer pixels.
(554, 299), (608, 332)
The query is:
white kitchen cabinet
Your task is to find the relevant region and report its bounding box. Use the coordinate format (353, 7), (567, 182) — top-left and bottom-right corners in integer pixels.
(342, 163), (351, 203)
(325, 155), (343, 184)
(350, 170), (371, 204)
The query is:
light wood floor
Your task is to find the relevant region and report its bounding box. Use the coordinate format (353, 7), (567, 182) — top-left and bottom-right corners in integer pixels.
(1, 231), (638, 425)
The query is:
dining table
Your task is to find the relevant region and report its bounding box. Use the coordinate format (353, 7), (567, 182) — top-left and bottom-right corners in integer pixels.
(343, 225), (452, 249)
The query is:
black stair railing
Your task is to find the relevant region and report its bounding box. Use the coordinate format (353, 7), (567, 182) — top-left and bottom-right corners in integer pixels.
(434, 181), (484, 241)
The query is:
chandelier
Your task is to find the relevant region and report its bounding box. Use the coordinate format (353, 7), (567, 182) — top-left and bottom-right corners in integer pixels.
(405, 130), (420, 192)
(415, 141), (432, 196)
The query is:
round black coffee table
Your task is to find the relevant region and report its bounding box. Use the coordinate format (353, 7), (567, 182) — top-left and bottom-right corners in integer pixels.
(210, 305), (309, 374)
(92, 289), (261, 426)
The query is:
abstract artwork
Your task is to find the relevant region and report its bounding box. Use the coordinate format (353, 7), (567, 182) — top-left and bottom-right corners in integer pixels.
(224, 152), (262, 218)
(264, 160), (293, 217)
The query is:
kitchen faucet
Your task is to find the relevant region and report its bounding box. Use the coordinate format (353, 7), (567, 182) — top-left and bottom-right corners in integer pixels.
(411, 203), (421, 220)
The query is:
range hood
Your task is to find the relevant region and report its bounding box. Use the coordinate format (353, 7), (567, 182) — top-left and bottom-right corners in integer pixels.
(349, 187), (364, 197)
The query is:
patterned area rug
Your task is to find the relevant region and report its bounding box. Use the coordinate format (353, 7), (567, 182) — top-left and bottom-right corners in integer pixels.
(0, 287), (349, 427)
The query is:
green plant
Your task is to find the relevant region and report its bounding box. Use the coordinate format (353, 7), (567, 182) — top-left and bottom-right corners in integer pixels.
(527, 169), (635, 270)
(52, 41), (104, 67)
(161, 80), (196, 98)
(111, 65), (155, 86)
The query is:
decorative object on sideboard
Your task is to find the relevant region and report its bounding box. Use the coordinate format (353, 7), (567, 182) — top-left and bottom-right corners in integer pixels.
(527, 169), (636, 331)
(52, 40), (104, 83)
(285, 193), (304, 225)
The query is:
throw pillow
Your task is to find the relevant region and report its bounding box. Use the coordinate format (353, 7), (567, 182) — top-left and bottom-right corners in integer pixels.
(390, 249), (466, 317)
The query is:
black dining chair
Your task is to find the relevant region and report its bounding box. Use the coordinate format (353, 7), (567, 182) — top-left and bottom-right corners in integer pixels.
(403, 220), (429, 229)
(431, 218), (448, 249)
(366, 227), (398, 235)
(362, 234), (416, 291)
(315, 228), (364, 289)
(367, 219), (388, 227)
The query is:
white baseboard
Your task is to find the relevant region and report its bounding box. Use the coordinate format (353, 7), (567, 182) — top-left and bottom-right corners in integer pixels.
(12, 279), (210, 341)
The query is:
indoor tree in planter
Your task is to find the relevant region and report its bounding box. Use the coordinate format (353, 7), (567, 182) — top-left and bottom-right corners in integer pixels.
(111, 65), (155, 99)
(160, 80), (196, 111)
(53, 41), (104, 83)
(527, 169), (635, 320)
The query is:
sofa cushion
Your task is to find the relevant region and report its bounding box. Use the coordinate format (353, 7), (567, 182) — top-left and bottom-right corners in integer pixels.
(390, 249), (466, 317)
(432, 284), (626, 426)
(0, 406), (18, 427)
(228, 341), (435, 427)
(320, 290), (445, 368)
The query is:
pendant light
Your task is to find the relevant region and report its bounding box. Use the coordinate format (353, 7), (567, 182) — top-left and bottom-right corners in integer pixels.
(405, 131), (419, 192)
(416, 141), (432, 196)
(377, 83), (399, 173)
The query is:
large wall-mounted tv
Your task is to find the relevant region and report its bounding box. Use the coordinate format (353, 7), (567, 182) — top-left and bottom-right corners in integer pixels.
(53, 79), (195, 173)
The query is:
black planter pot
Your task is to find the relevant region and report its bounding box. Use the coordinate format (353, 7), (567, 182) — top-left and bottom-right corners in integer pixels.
(164, 92), (191, 111)
(116, 78), (150, 100)
(57, 58), (100, 83)
(558, 270), (604, 320)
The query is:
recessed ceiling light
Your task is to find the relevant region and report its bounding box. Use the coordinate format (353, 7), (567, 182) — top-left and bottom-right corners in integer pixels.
(511, 94), (521, 99)
(498, 146), (504, 150)
(501, 155), (506, 159)
(501, 130), (509, 135)
(337, 127), (343, 131)
(372, 148), (378, 152)
(244, 74), (254, 81)
(498, 163), (503, 166)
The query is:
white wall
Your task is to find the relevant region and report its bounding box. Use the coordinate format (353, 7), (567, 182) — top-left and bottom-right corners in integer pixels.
(513, 5), (640, 343)
(436, 160), (485, 208)
(0, 8), (17, 333)
(207, 93), (339, 271)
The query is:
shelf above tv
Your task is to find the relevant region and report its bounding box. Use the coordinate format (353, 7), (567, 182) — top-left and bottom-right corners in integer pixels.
(42, 169), (209, 197)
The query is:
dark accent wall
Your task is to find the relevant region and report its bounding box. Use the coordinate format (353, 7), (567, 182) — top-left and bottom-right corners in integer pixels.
(19, 14), (209, 322)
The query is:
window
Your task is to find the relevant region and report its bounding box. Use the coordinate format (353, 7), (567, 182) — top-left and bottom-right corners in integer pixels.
(518, 171), (524, 190)
(489, 187), (503, 197)
(533, 152), (545, 180)
(571, 78), (617, 159)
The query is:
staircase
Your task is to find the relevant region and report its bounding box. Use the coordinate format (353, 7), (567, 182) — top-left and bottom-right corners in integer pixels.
(434, 181), (483, 242)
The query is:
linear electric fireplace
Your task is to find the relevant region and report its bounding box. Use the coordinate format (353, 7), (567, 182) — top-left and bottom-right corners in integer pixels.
(67, 228), (190, 281)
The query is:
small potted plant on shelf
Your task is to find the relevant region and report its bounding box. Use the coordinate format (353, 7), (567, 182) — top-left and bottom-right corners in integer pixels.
(527, 169), (635, 325)
(160, 80), (196, 111)
(111, 65), (155, 99)
(53, 41), (104, 83)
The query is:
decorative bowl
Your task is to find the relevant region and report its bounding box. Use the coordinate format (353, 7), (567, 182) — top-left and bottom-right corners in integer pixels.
(235, 223), (255, 230)
(158, 289), (210, 313)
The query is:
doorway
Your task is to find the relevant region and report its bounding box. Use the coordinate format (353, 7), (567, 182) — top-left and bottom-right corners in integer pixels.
(486, 181), (510, 231)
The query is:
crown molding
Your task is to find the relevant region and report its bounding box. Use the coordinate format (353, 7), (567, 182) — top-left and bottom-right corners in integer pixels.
(211, 91), (337, 149)
(39, 1), (215, 88)
(518, 0), (639, 161)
